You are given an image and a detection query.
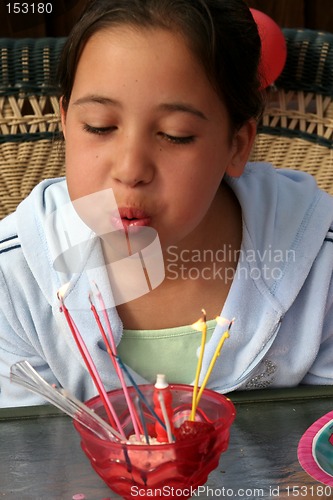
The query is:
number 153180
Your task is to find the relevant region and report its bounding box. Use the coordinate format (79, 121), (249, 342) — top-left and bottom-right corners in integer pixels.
(6, 3), (53, 14)
(285, 485), (333, 496)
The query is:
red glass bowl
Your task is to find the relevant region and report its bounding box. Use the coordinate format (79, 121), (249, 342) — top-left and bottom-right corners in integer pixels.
(73, 384), (236, 500)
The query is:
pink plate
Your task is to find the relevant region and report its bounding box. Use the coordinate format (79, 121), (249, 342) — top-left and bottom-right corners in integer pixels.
(298, 410), (333, 485)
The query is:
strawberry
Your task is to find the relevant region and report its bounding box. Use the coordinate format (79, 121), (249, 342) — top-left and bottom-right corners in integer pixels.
(174, 420), (215, 441)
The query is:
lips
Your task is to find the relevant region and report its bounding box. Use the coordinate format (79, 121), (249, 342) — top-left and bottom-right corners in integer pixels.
(111, 207), (151, 230)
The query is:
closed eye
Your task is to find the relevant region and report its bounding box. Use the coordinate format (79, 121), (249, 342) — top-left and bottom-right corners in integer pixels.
(83, 124), (117, 135)
(159, 132), (195, 145)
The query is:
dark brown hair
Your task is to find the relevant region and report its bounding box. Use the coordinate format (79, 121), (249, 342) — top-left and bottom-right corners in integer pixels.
(58, 0), (264, 128)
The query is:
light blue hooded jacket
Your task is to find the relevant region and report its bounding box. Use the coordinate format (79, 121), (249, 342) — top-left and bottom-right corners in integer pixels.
(0, 162), (333, 407)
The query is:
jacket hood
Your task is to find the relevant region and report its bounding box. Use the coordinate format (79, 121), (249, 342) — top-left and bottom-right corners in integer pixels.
(226, 162), (333, 312)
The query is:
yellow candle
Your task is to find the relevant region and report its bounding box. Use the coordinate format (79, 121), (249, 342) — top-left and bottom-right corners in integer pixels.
(190, 309), (207, 421)
(195, 318), (234, 407)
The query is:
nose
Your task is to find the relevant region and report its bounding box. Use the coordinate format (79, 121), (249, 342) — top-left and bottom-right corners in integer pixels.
(111, 131), (154, 188)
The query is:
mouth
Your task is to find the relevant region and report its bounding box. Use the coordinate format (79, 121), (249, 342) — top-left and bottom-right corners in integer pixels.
(111, 207), (152, 230)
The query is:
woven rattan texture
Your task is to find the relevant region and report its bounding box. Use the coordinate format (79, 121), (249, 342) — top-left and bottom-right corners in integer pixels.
(0, 30), (333, 220)
(0, 38), (66, 95)
(0, 140), (64, 216)
(0, 38), (66, 219)
(251, 28), (333, 195)
(0, 94), (62, 136)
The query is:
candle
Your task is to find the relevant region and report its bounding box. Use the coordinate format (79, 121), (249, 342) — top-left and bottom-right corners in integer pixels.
(115, 355), (169, 433)
(195, 317), (234, 407)
(154, 374), (174, 443)
(90, 283), (141, 440)
(190, 309), (207, 421)
(88, 294), (116, 368)
(57, 288), (125, 438)
(157, 392), (174, 443)
(135, 396), (150, 444)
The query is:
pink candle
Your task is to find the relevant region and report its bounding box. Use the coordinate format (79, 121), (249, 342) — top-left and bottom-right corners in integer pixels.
(91, 284), (141, 440)
(58, 290), (125, 439)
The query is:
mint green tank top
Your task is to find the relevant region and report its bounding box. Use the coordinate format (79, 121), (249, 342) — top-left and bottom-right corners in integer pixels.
(117, 320), (216, 384)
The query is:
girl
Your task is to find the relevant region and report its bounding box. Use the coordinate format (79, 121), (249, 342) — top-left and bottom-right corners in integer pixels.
(1, 0), (333, 407)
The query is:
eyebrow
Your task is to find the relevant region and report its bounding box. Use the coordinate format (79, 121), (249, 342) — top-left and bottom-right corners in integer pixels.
(72, 95), (207, 120)
(72, 95), (122, 107)
(158, 103), (208, 120)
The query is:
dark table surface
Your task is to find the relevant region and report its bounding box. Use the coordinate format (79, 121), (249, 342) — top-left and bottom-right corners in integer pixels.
(1, 386), (333, 500)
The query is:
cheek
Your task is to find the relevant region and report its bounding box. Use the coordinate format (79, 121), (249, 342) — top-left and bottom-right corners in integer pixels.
(168, 173), (215, 225)
(64, 133), (102, 199)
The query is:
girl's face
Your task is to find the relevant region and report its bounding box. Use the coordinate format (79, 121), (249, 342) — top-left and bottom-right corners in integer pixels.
(61, 27), (255, 249)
